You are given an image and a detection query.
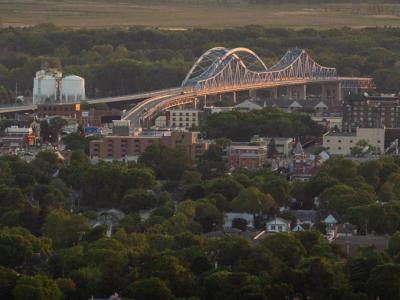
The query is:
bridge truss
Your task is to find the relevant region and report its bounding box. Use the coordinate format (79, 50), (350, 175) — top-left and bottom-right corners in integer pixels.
(182, 47), (338, 91)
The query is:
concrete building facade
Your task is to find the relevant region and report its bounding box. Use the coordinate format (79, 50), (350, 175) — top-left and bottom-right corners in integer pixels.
(167, 109), (203, 129)
(323, 127), (385, 155)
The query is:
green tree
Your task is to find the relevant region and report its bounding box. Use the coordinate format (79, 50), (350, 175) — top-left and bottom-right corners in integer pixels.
(194, 200), (223, 232)
(367, 264), (400, 300)
(0, 232), (33, 267)
(41, 210), (89, 249)
(0, 266), (18, 299)
(13, 275), (62, 300)
(231, 186), (275, 215)
(138, 144), (193, 181)
(351, 139), (377, 156)
(267, 138), (279, 158)
(124, 277), (173, 300)
(261, 233), (306, 267)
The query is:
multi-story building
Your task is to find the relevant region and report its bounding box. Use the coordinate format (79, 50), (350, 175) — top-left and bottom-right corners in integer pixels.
(167, 109), (203, 129)
(226, 145), (268, 171)
(89, 130), (209, 161)
(323, 127), (385, 155)
(342, 94), (400, 132)
(250, 136), (294, 157)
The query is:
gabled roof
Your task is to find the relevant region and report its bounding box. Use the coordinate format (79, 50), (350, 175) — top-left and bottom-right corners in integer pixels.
(292, 224), (305, 232)
(323, 214), (337, 224)
(266, 217), (291, 225)
(293, 141), (304, 156)
(234, 100), (262, 110)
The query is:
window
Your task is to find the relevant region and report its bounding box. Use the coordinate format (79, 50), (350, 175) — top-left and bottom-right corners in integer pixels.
(326, 139), (330, 143)
(270, 225), (275, 231)
(338, 140), (341, 143)
(338, 147), (342, 150)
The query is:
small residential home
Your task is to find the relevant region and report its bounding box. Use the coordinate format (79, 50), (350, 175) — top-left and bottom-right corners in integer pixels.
(266, 217), (291, 233)
(292, 209), (318, 229)
(323, 214), (338, 238)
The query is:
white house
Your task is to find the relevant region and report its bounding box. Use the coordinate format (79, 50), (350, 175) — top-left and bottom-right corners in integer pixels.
(266, 217), (291, 233)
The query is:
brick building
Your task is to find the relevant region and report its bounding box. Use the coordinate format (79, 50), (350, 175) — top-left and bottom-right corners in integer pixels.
(342, 94), (400, 132)
(89, 130), (209, 161)
(37, 103), (122, 127)
(226, 145), (268, 171)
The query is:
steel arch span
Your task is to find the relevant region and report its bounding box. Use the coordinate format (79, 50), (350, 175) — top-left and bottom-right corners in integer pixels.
(182, 47), (337, 91)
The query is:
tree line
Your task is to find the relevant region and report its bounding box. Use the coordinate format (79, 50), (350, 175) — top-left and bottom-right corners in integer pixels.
(1, 24), (400, 103)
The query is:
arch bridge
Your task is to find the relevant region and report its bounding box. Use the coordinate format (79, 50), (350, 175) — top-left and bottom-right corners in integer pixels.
(123, 47), (373, 127)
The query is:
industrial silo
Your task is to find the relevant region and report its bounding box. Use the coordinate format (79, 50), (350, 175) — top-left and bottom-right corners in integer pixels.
(33, 70), (61, 104)
(60, 75), (86, 103)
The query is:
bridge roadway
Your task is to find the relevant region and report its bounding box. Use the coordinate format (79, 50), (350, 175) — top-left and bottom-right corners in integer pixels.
(122, 77), (372, 127)
(0, 87), (182, 114)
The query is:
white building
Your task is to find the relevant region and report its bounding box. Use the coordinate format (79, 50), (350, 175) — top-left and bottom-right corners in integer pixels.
(167, 109), (202, 129)
(323, 127), (385, 155)
(60, 75), (86, 103)
(266, 217), (291, 233)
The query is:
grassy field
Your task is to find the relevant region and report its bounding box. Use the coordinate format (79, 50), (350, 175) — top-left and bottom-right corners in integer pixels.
(1, 0), (400, 28)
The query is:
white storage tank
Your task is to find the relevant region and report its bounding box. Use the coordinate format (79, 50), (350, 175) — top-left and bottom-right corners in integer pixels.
(33, 70), (60, 104)
(60, 75), (86, 103)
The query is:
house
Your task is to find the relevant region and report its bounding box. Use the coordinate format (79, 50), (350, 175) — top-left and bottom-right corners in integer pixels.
(224, 212), (255, 230)
(261, 98), (328, 114)
(292, 209), (318, 229)
(233, 100), (262, 111)
(323, 214), (338, 239)
(266, 217), (291, 233)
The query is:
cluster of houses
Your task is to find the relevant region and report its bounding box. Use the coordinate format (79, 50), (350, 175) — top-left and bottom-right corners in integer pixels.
(221, 211), (349, 241)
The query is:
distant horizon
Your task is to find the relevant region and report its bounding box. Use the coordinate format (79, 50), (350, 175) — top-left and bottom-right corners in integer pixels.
(1, 1), (400, 29)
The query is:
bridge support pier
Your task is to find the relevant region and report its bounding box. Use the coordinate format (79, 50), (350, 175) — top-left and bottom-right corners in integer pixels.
(287, 85), (307, 100)
(321, 82), (341, 109)
(249, 90), (257, 100)
(233, 92), (237, 104)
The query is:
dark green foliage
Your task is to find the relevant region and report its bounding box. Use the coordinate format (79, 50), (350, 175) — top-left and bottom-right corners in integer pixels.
(138, 144), (193, 181)
(203, 109), (323, 141)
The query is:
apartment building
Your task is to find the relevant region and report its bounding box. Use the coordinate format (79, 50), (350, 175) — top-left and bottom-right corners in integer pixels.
(90, 130), (208, 161)
(167, 109), (203, 129)
(342, 94), (400, 131)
